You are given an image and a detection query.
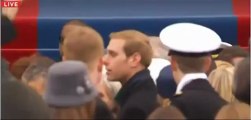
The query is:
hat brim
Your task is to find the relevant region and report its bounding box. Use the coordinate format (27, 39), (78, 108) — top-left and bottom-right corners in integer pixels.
(44, 88), (98, 107)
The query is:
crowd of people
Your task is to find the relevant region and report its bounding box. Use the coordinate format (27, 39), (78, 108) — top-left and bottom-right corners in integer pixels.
(2, 13), (250, 119)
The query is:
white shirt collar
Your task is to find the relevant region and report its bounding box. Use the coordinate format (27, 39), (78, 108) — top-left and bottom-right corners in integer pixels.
(175, 73), (207, 94)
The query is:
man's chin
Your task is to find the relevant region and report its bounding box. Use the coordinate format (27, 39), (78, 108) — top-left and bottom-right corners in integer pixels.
(107, 77), (118, 82)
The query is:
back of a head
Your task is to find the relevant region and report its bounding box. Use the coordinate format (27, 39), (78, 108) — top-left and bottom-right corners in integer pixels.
(10, 57), (32, 80)
(62, 26), (104, 70)
(215, 102), (250, 119)
(22, 55), (55, 83)
(21, 55), (55, 95)
(233, 57), (250, 105)
(2, 80), (50, 119)
(215, 60), (234, 69)
(109, 30), (153, 68)
(217, 46), (249, 65)
(208, 67), (235, 102)
(148, 106), (185, 119)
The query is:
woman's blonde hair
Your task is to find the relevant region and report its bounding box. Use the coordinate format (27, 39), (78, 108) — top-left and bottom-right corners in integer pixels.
(209, 67), (236, 102)
(215, 60), (233, 69)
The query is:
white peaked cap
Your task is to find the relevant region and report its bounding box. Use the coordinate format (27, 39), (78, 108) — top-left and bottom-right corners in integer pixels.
(159, 23), (222, 54)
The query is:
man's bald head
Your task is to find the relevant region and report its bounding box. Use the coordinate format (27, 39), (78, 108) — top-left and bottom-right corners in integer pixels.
(148, 36), (169, 60)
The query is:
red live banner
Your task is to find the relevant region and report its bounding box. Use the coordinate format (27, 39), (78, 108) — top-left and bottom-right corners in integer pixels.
(1, 0), (21, 7)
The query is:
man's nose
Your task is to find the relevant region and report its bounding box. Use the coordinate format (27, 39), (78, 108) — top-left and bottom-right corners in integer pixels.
(102, 55), (108, 66)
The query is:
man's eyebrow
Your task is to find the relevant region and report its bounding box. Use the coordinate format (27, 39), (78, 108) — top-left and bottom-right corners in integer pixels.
(107, 50), (117, 55)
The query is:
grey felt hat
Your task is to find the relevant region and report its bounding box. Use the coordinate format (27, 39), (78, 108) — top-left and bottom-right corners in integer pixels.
(44, 61), (98, 107)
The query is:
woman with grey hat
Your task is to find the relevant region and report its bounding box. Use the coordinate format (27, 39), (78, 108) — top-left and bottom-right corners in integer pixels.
(44, 61), (114, 119)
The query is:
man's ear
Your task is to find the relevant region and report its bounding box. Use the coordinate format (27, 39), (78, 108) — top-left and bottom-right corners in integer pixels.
(204, 56), (212, 72)
(129, 52), (142, 67)
(62, 56), (66, 61)
(94, 58), (104, 85)
(170, 56), (177, 71)
(59, 43), (64, 57)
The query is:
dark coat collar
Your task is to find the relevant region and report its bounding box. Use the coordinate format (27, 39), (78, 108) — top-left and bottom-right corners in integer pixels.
(115, 69), (152, 106)
(182, 79), (215, 92)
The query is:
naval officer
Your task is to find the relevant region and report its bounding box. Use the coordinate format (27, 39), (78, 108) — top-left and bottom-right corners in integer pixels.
(159, 23), (227, 119)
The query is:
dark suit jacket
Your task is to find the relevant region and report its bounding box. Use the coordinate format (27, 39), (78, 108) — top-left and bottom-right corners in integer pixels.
(115, 69), (158, 119)
(171, 79), (227, 119)
(94, 97), (114, 119)
(156, 65), (176, 98)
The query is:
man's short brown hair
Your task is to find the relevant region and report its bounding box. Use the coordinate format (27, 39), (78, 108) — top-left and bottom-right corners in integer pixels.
(173, 55), (209, 73)
(233, 57), (250, 105)
(62, 26), (104, 70)
(109, 30), (153, 68)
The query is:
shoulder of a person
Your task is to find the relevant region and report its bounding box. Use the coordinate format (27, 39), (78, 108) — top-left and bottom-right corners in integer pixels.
(124, 91), (157, 107)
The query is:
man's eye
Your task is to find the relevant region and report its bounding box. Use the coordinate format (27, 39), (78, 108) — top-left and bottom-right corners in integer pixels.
(111, 53), (116, 57)
(108, 52), (117, 57)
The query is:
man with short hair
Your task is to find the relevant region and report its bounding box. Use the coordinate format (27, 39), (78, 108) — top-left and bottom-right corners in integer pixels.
(60, 22), (116, 112)
(103, 30), (158, 119)
(159, 23), (227, 119)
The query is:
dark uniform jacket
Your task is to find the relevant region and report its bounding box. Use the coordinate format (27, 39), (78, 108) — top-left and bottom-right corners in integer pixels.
(171, 79), (227, 119)
(115, 69), (158, 119)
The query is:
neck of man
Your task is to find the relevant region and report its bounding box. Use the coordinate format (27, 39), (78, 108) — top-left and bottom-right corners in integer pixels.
(173, 69), (185, 85)
(120, 65), (146, 86)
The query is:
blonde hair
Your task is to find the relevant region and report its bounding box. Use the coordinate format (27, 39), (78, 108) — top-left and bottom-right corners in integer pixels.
(209, 67), (236, 102)
(62, 26), (104, 71)
(215, 102), (250, 119)
(215, 60), (233, 69)
(109, 30), (153, 67)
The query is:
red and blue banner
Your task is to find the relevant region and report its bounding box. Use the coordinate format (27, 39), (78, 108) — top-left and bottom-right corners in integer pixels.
(2, 0), (250, 63)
